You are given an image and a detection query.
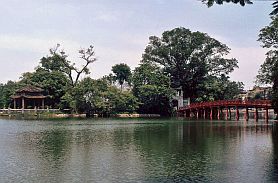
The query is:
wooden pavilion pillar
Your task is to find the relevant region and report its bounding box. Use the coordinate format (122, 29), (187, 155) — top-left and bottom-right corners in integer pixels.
(42, 98), (45, 109)
(33, 100), (36, 109)
(13, 99), (16, 109)
(21, 97), (25, 109)
(203, 108), (206, 119)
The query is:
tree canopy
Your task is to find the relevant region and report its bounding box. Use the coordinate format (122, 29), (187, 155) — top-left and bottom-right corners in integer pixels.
(40, 44), (96, 87)
(133, 62), (174, 116)
(111, 63), (131, 91)
(142, 27), (238, 100)
(62, 77), (139, 116)
(257, 16), (278, 112)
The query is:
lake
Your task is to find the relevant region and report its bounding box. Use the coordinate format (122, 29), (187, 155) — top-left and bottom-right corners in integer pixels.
(0, 118), (277, 183)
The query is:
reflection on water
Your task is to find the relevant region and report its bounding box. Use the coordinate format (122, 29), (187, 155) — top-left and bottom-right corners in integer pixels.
(0, 118), (277, 182)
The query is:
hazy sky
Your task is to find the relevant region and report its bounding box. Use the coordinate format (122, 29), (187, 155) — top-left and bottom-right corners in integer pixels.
(0, 0), (273, 89)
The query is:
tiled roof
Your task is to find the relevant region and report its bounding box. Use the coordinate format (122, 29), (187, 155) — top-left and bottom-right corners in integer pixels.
(16, 86), (44, 93)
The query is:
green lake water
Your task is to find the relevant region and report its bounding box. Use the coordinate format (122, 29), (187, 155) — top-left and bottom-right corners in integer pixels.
(0, 118), (277, 183)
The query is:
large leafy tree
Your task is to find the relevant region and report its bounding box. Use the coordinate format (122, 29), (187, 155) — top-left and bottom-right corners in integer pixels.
(111, 63), (131, 91)
(142, 27), (238, 100)
(133, 62), (174, 116)
(257, 16), (278, 113)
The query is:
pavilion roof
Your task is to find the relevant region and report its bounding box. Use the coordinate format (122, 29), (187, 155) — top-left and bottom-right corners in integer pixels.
(16, 86), (44, 93)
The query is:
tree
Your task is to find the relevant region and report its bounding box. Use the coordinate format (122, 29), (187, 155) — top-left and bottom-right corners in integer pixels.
(133, 62), (174, 116)
(202, 0), (278, 15)
(39, 44), (96, 87)
(20, 68), (70, 108)
(142, 27), (238, 101)
(111, 63), (131, 91)
(0, 81), (22, 108)
(0, 84), (4, 108)
(62, 77), (139, 115)
(196, 75), (244, 102)
(257, 16), (278, 113)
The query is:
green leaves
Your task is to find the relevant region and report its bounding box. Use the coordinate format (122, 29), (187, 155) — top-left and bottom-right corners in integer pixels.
(142, 27), (238, 100)
(258, 16), (278, 49)
(197, 75), (244, 102)
(19, 68), (70, 108)
(257, 15), (278, 113)
(63, 77), (139, 115)
(0, 81), (21, 108)
(133, 62), (174, 116)
(40, 44), (96, 87)
(111, 63), (132, 91)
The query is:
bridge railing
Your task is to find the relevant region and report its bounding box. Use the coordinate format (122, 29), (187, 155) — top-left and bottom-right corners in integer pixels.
(179, 99), (272, 111)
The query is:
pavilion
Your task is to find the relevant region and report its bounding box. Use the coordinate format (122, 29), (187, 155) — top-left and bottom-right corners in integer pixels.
(11, 86), (47, 109)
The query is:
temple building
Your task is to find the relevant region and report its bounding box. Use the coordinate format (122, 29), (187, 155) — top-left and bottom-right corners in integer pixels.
(11, 86), (47, 109)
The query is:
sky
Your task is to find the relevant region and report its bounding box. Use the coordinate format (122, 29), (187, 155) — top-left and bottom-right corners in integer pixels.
(0, 0), (273, 89)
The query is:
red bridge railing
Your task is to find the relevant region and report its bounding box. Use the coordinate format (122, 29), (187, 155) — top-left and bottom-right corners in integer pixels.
(178, 99), (272, 112)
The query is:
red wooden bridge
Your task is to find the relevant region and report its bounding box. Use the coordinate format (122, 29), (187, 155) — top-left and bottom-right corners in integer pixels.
(178, 99), (274, 121)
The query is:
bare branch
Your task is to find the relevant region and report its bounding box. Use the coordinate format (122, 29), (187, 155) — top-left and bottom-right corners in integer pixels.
(73, 45), (97, 86)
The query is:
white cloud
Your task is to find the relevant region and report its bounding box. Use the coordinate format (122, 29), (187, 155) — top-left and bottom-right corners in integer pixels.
(0, 34), (80, 54)
(94, 10), (119, 22)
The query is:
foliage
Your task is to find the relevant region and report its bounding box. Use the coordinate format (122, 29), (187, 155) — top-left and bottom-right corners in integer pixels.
(0, 34), (244, 116)
(105, 87), (139, 114)
(202, 0), (278, 15)
(257, 50), (278, 85)
(133, 62), (174, 116)
(102, 74), (116, 85)
(40, 44), (96, 87)
(0, 44), (96, 109)
(111, 63), (132, 91)
(258, 16), (278, 49)
(0, 84), (4, 108)
(202, 0), (252, 7)
(142, 27), (238, 100)
(257, 16), (278, 112)
(62, 78), (139, 115)
(20, 68), (70, 108)
(0, 81), (22, 108)
(196, 75), (244, 102)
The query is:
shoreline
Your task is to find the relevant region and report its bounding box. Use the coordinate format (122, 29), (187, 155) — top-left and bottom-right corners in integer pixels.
(0, 110), (161, 120)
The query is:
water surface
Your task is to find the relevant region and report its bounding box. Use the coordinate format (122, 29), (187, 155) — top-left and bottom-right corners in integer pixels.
(0, 118), (277, 182)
